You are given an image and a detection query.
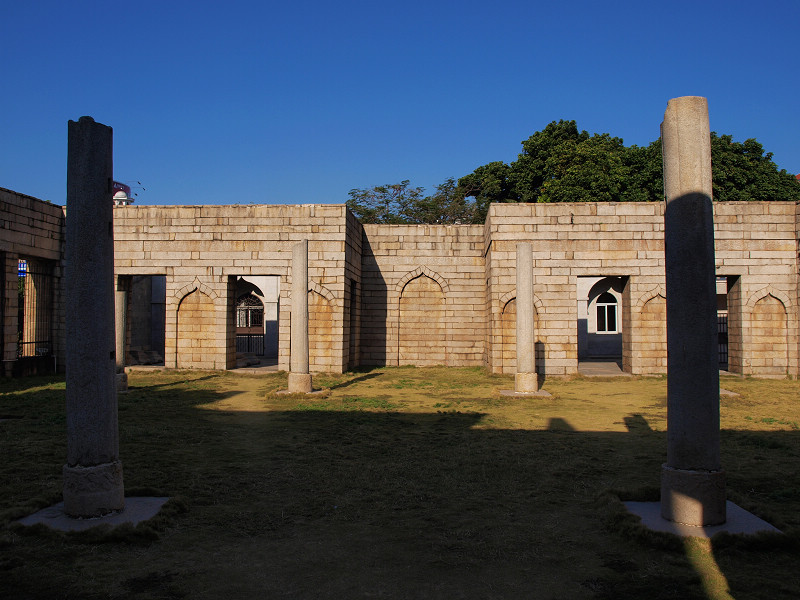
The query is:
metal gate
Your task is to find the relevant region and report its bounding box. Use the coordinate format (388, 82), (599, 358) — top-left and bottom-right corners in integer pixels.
(17, 259), (54, 358)
(718, 312), (728, 370)
(236, 334), (265, 355)
(14, 259), (56, 375)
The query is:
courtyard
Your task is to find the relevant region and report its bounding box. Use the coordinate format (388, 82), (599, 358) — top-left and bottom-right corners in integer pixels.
(1, 367), (799, 599)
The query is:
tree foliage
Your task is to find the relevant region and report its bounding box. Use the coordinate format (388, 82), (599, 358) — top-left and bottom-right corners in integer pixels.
(347, 121), (798, 224)
(346, 180), (425, 224)
(709, 134), (799, 202)
(460, 120), (798, 206)
(456, 161), (516, 222)
(347, 179), (478, 225)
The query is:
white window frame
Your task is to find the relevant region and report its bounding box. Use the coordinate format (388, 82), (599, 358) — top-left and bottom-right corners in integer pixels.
(595, 292), (618, 334)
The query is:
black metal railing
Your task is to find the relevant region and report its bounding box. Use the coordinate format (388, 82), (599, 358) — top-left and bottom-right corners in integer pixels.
(718, 313), (728, 370)
(236, 334), (265, 356)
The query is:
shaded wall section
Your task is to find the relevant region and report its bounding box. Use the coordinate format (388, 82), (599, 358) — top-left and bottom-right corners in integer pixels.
(0, 187), (65, 375)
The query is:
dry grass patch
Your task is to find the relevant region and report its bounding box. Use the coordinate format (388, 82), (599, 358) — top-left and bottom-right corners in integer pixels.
(1, 367), (798, 599)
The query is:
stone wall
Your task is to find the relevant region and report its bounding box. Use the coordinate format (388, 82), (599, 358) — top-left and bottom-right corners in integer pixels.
(360, 224), (485, 367)
(485, 201), (799, 377)
(2, 186), (797, 379)
(113, 203), (352, 373)
(713, 202), (799, 377)
(344, 209), (363, 370)
(0, 187), (65, 375)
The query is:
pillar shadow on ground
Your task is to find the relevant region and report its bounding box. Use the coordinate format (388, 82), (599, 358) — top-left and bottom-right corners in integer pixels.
(3, 383), (797, 599)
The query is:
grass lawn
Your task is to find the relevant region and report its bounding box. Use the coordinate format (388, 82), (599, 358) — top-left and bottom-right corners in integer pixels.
(1, 367), (799, 599)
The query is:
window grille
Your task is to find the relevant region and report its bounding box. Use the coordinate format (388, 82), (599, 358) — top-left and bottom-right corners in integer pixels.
(235, 294), (265, 356)
(236, 295), (264, 328)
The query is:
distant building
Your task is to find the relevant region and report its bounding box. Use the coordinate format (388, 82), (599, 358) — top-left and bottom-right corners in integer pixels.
(112, 181), (133, 206)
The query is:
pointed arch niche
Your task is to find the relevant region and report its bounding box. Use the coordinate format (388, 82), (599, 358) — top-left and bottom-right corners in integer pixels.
(308, 283), (335, 371)
(749, 292), (789, 377)
(499, 291), (543, 375)
(397, 268), (448, 366)
(177, 285), (218, 369)
(640, 293), (667, 373)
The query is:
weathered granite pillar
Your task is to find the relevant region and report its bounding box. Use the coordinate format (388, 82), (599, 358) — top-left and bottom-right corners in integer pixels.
(660, 96), (726, 526)
(288, 239), (312, 393)
(115, 275), (129, 393)
(515, 242), (538, 393)
(63, 117), (125, 518)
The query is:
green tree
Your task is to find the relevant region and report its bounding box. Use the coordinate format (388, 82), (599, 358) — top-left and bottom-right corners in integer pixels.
(620, 140), (664, 203)
(346, 180), (425, 224)
(456, 161), (516, 222)
(459, 121), (799, 206)
(347, 179), (479, 225)
(510, 120), (590, 202)
(537, 133), (629, 203)
(405, 178), (478, 224)
(710, 134), (799, 202)
(350, 122), (799, 225)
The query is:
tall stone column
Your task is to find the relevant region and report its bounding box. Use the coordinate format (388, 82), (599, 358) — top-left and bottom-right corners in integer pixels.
(63, 117), (125, 517)
(660, 96), (725, 526)
(515, 242), (538, 393)
(288, 240), (312, 393)
(115, 275), (130, 392)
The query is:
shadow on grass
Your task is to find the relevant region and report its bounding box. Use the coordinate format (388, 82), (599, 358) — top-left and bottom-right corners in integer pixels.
(325, 371), (384, 390)
(2, 375), (799, 599)
(126, 373), (220, 392)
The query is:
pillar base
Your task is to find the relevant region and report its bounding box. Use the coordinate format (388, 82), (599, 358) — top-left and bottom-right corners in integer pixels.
(288, 372), (313, 394)
(660, 464), (726, 526)
(63, 460), (125, 518)
(515, 372), (538, 394)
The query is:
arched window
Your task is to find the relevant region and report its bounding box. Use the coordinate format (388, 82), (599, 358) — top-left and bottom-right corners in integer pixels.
(236, 294), (264, 328)
(596, 292), (617, 333)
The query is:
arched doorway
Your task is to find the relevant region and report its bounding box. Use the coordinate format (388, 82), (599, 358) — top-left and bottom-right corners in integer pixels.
(236, 294), (265, 355)
(577, 276), (625, 366)
(233, 276), (279, 363)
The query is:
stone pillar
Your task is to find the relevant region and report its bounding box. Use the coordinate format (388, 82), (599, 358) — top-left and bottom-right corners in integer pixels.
(115, 275), (129, 392)
(288, 240), (312, 393)
(660, 96), (725, 526)
(63, 117), (125, 517)
(515, 242), (538, 393)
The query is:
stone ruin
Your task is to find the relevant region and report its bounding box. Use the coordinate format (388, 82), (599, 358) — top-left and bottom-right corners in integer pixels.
(2, 183), (796, 380)
(1, 99), (796, 532)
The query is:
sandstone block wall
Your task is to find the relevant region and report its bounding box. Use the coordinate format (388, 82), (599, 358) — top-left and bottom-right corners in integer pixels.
(0, 187), (65, 375)
(713, 202), (798, 376)
(486, 202), (668, 376)
(113, 204), (354, 373)
(2, 186), (797, 379)
(485, 201), (799, 377)
(361, 224), (485, 367)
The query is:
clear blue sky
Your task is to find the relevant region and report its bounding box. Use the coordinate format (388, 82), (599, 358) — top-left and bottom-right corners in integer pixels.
(2, 0), (798, 206)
